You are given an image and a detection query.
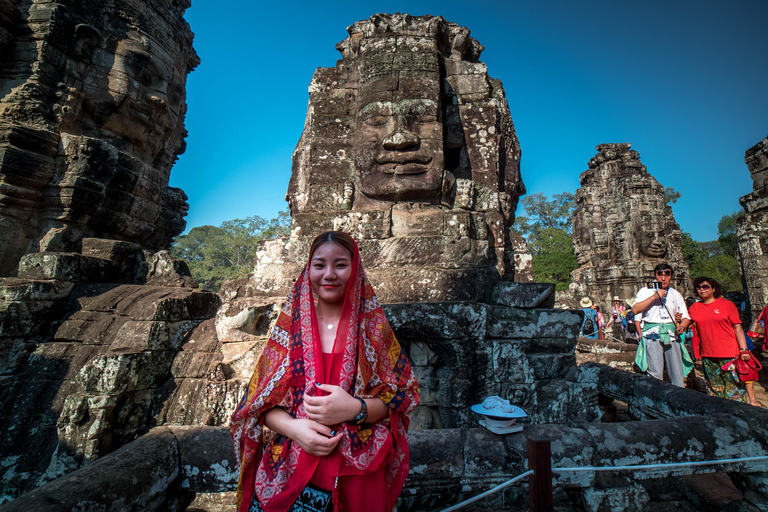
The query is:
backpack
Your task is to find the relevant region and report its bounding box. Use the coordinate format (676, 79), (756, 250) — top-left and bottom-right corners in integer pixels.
(625, 311), (636, 333)
(582, 312), (596, 336)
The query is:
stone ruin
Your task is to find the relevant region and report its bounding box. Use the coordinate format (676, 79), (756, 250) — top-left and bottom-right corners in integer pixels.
(0, 0), (219, 504)
(738, 135), (768, 319)
(0, 0), (199, 276)
(569, 143), (690, 309)
(1, 9), (768, 512)
(249, 12), (531, 305)
(221, 12), (585, 434)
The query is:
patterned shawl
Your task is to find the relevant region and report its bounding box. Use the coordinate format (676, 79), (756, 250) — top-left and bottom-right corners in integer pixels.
(231, 239), (420, 512)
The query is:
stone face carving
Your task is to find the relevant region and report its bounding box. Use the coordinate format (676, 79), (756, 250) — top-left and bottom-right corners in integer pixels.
(262, 13), (526, 303)
(571, 143), (690, 306)
(737, 136), (768, 318)
(0, 0), (198, 275)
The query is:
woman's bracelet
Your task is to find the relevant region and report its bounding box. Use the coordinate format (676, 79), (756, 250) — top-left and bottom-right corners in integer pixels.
(739, 349), (750, 352)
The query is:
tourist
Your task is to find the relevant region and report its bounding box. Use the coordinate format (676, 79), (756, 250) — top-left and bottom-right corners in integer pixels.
(231, 231), (420, 512)
(632, 263), (692, 387)
(624, 298), (639, 343)
(580, 298), (599, 339)
(688, 277), (759, 406)
(605, 296), (626, 340)
(593, 305), (606, 340)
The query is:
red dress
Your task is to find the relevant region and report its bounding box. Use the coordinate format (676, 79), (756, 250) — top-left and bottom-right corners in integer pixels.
(309, 352), (389, 512)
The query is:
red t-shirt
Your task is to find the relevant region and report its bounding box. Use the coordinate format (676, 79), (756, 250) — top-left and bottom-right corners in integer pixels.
(688, 297), (742, 358)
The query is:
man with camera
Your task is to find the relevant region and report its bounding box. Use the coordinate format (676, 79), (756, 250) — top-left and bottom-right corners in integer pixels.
(632, 263), (692, 387)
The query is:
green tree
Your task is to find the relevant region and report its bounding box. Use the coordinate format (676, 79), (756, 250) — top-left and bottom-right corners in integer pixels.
(513, 192), (575, 255)
(680, 210), (745, 293)
(664, 186), (681, 205)
(532, 251), (578, 291)
(513, 192), (578, 290)
(693, 254), (742, 292)
(717, 210), (745, 256)
(171, 211), (291, 291)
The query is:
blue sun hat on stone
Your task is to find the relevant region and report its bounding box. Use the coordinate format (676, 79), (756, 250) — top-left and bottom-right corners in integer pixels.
(471, 396), (527, 428)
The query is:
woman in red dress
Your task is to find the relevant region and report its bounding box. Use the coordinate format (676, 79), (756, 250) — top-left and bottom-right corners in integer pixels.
(231, 231), (420, 512)
(688, 276), (757, 405)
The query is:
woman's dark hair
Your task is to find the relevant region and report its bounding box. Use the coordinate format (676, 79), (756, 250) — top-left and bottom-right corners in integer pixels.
(692, 276), (723, 299)
(309, 231), (355, 260)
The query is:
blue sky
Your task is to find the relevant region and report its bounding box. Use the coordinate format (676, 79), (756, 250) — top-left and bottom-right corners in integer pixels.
(171, 0), (768, 242)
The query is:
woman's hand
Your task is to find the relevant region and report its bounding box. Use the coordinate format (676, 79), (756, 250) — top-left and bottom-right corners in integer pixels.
(740, 351), (752, 362)
(305, 383), (360, 425)
(286, 418), (342, 457)
(263, 408), (341, 457)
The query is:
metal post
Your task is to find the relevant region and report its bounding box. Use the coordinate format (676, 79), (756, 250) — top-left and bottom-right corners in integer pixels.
(528, 437), (553, 512)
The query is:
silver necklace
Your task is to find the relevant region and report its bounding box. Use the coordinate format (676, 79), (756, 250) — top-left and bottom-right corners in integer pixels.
(318, 314), (334, 330)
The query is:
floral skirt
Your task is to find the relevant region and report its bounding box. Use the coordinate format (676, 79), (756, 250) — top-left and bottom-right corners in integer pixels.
(701, 357), (748, 403)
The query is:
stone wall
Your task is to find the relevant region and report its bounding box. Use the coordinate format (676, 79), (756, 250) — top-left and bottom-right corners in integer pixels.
(571, 143), (690, 307)
(6, 366), (768, 512)
(737, 135), (768, 319)
(0, 240), (223, 504)
(0, 0), (199, 276)
(250, 13), (529, 304)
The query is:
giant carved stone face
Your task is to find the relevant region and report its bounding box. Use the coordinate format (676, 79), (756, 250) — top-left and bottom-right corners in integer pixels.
(353, 90), (444, 202)
(80, 28), (185, 165)
(635, 218), (668, 258)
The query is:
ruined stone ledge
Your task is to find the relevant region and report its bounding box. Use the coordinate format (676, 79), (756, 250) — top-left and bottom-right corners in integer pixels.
(8, 415), (766, 512)
(490, 282), (556, 309)
(586, 362), (768, 424)
(17, 253), (125, 283)
(0, 427), (184, 512)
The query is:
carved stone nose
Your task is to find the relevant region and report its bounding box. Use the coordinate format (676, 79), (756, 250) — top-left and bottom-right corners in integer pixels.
(382, 130), (420, 150)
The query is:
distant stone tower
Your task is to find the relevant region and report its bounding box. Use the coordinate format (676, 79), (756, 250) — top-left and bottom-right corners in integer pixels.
(251, 13), (530, 303)
(737, 136), (768, 317)
(571, 143), (690, 305)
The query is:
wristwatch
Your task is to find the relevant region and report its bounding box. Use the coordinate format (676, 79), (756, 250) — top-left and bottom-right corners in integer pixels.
(351, 397), (368, 425)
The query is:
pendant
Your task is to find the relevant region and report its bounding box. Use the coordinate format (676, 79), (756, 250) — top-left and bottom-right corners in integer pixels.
(327, 323), (333, 330)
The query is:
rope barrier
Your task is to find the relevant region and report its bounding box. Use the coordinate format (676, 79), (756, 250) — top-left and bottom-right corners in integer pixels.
(439, 470), (533, 512)
(438, 455), (768, 511)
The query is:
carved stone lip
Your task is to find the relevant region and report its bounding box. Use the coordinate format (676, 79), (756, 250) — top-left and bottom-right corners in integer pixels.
(374, 154), (433, 175)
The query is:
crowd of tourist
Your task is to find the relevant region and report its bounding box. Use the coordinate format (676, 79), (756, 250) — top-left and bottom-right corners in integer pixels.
(579, 262), (765, 408)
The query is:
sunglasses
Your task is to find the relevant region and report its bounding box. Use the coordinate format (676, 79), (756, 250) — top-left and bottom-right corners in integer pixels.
(655, 270), (672, 276)
(695, 284), (711, 290)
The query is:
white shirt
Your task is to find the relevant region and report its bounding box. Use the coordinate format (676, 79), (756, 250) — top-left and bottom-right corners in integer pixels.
(635, 286), (690, 327)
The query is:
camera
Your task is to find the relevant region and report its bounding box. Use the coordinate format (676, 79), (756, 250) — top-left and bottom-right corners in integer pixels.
(647, 281), (662, 290)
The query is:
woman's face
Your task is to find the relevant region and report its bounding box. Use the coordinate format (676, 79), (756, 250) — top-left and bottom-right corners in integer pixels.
(309, 242), (353, 306)
(696, 281), (714, 301)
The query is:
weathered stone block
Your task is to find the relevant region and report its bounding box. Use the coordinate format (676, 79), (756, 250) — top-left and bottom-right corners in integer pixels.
(215, 297), (279, 343)
(146, 251), (197, 288)
(491, 340), (534, 383)
(81, 238), (142, 262)
(528, 353), (576, 380)
(390, 204), (444, 237)
(0, 427), (183, 512)
(169, 425), (238, 493)
(332, 210), (392, 239)
(17, 252), (124, 283)
(76, 350), (176, 395)
(491, 282), (556, 308)
(384, 302), (486, 340)
(0, 278), (74, 302)
(488, 307), (581, 339)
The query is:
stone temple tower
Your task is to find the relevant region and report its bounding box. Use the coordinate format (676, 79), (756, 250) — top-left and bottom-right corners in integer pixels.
(249, 13), (529, 303)
(571, 143), (690, 306)
(737, 135), (768, 318)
